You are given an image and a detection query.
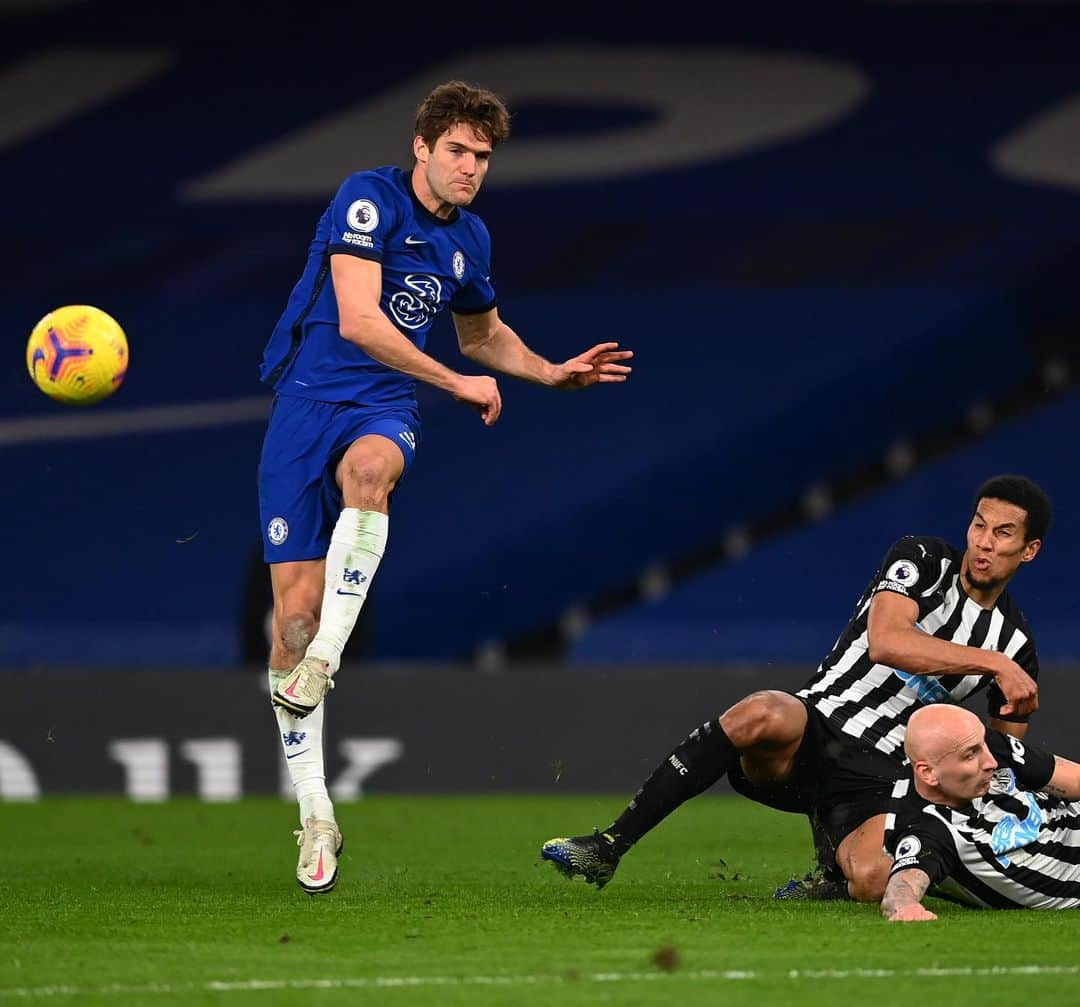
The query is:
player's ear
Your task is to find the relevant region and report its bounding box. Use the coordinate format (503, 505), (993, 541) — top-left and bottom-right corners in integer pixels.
(1020, 538), (1041, 563)
(413, 135), (429, 163)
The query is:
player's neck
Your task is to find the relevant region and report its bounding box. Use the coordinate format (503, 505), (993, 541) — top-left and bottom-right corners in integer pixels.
(410, 165), (455, 220)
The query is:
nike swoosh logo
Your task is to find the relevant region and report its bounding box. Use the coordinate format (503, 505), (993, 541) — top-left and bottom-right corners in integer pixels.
(404, 235), (427, 245)
(336, 589), (363, 596)
(286, 749), (310, 759)
(310, 850), (325, 882)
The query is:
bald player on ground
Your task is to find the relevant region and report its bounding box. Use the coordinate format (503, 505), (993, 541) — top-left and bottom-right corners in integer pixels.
(882, 705), (1080, 919)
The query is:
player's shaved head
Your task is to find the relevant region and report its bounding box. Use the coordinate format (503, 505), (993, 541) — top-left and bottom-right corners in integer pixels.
(905, 705), (998, 806)
(905, 705), (983, 763)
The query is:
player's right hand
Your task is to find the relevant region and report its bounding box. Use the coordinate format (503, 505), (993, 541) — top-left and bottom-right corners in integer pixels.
(995, 656), (1038, 718)
(888, 904), (937, 922)
(451, 375), (502, 426)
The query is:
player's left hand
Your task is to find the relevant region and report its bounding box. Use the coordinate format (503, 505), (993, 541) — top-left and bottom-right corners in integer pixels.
(549, 342), (633, 390)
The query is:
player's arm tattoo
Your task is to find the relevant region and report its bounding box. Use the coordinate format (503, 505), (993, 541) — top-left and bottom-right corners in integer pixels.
(881, 868), (932, 919)
(1043, 756), (1080, 800)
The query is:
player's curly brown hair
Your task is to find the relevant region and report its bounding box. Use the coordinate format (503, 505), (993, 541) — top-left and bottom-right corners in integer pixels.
(414, 81), (511, 150)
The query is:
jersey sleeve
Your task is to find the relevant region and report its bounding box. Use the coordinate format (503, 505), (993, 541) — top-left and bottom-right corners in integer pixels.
(985, 636), (1039, 723)
(885, 814), (958, 886)
(986, 729), (1056, 791)
(327, 173), (401, 262)
(870, 536), (947, 617)
(450, 221), (497, 314)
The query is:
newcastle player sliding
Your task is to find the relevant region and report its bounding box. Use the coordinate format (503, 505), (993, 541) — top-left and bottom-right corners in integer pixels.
(542, 475), (1051, 902)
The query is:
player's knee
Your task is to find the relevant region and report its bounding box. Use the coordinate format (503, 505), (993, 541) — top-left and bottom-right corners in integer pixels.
(721, 691), (802, 748)
(837, 839), (891, 903)
(340, 456), (396, 508)
(845, 859), (890, 903)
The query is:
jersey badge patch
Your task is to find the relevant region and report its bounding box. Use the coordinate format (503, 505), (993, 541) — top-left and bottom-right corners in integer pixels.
(346, 199), (379, 233)
(990, 768), (1017, 795)
(885, 558), (920, 591)
(894, 835), (922, 860)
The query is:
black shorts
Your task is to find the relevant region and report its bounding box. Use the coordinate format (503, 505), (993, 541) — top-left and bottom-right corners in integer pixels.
(727, 695), (901, 856)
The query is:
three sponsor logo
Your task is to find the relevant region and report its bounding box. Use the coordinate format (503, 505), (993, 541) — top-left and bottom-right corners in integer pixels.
(390, 274), (442, 330)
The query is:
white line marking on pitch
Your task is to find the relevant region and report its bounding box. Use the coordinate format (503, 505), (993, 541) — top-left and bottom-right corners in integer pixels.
(0, 397), (272, 447)
(2, 964), (1079, 997)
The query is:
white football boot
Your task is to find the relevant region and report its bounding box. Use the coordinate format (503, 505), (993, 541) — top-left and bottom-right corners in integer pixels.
(294, 817), (343, 894)
(272, 657), (333, 718)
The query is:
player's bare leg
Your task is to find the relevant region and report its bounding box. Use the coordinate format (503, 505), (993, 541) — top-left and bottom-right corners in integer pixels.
(835, 814), (893, 902)
(268, 559), (342, 892)
(270, 559), (324, 672)
(542, 690), (807, 886)
(720, 691), (807, 785)
(272, 435), (401, 716)
(269, 558), (334, 716)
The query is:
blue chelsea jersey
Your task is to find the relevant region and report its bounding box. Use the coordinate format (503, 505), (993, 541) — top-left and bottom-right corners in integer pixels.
(259, 166), (497, 407)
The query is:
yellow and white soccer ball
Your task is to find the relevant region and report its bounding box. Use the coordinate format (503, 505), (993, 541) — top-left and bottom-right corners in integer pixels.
(26, 305), (128, 405)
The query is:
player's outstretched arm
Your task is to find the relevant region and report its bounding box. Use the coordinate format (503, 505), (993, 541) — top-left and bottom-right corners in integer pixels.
(867, 592), (1038, 718)
(453, 309), (632, 389)
(333, 256), (501, 425)
(881, 868), (937, 921)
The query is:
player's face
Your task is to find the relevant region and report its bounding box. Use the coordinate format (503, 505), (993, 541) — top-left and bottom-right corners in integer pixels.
(415, 124), (492, 208)
(963, 497), (1040, 593)
(933, 727), (998, 804)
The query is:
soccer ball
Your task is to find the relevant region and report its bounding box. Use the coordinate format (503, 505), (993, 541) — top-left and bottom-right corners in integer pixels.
(26, 305), (128, 405)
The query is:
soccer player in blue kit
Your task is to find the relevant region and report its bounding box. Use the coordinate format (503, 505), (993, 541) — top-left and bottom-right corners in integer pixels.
(257, 81), (633, 893)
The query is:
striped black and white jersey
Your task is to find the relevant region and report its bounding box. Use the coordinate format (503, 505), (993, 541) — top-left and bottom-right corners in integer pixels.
(883, 731), (1080, 910)
(797, 536), (1039, 757)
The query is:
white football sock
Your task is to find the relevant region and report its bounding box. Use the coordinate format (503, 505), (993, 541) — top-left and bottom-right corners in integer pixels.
(269, 668), (334, 826)
(305, 509), (388, 674)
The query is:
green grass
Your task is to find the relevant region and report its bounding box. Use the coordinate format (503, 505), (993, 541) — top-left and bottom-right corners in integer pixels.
(3, 796), (1078, 1005)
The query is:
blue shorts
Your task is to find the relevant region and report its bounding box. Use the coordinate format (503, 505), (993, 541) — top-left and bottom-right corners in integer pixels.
(258, 394), (421, 563)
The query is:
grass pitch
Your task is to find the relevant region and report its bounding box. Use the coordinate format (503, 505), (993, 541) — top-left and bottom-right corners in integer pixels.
(4, 795), (1078, 1005)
